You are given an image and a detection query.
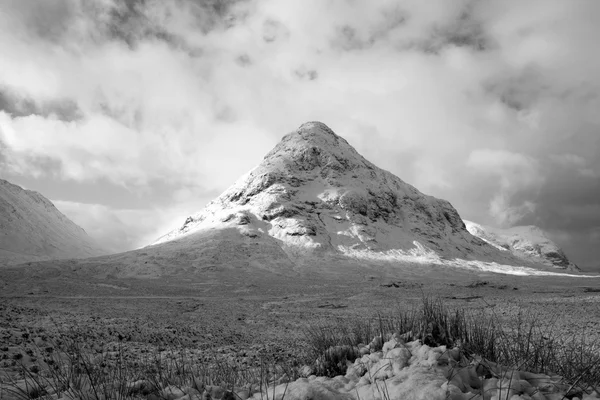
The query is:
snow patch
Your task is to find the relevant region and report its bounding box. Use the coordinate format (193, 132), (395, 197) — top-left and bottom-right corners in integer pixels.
(251, 337), (598, 400)
(340, 241), (599, 278)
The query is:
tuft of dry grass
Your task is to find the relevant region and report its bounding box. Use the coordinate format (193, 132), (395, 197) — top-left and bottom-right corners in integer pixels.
(304, 295), (600, 393)
(0, 332), (296, 400)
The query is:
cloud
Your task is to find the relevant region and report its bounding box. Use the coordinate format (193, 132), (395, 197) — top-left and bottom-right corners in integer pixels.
(551, 153), (599, 178)
(466, 149), (541, 226)
(0, 0), (599, 267)
(52, 199), (207, 253)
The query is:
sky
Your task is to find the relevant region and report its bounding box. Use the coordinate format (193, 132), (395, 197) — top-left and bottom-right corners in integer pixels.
(0, 0), (599, 271)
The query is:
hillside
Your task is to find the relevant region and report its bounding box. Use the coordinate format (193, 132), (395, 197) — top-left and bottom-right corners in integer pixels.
(464, 220), (579, 271)
(0, 179), (106, 265)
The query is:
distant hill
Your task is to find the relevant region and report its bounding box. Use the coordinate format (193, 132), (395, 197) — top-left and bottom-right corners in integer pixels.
(464, 220), (579, 271)
(0, 179), (106, 265)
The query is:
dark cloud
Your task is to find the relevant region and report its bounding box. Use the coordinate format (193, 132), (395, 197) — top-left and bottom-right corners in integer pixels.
(235, 54), (252, 66)
(1, 0), (75, 43)
(334, 25), (366, 50)
(0, 149), (63, 180)
(0, 88), (82, 121)
(214, 105), (237, 122)
(441, 1), (490, 51)
(2, 0), (229, 54)
(97, 101), (143, 130)
(103, 1), (197, 49)
(441, 24), (488, 52)
(107, 6), (166, 47)
(326, 2), (489, 54)
(332, 9), (408, 51)
(413, 15), (490, 53)
(294, 68), (318, 81)
(545, 228), (600, 272)
(262, 19), (289, 43)
(482, 70), (543, 112)
(532, 167), (600, 231)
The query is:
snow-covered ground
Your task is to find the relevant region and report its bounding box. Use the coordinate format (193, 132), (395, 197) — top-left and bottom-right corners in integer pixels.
(252, 336), (599, 400)
(340, 240), (599, 278)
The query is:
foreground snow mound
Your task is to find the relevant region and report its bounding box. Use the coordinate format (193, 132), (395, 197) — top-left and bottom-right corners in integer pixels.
(153, 122), (523, 269)
(256, 337), (598, 400)
(0, 179), (106, 265)
(464, 221), (579, 271)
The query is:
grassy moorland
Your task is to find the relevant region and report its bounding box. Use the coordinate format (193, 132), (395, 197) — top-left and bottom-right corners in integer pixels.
(1, 288), (599, 400)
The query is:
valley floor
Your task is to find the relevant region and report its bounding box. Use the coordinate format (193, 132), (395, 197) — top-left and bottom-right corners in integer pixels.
(2, 270), (600, 384)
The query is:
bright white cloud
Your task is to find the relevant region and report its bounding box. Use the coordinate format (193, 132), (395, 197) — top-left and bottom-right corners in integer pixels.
(52, 199), (203, 253)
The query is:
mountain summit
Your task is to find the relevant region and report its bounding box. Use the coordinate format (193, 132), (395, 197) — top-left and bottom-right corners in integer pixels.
(153, 122), (520, 268)
(0, 179), (106, 265)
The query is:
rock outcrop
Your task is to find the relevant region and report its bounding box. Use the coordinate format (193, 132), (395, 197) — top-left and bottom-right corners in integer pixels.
(464, 220), (579, 271)
(0, 179), (106, 265)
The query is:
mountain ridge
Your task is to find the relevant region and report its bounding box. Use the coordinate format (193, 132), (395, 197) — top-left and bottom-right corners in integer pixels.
(464, 220), (579, 271)
(0, 178), (106, 265)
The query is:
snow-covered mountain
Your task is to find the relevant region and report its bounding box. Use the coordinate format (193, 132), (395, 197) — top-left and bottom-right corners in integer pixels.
(0, 179), (106, 265)
(464, 220), (579, 271)
(152, 122), (538, 272)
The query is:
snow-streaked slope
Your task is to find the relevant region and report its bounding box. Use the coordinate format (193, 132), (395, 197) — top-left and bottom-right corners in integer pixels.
(464, 220), (579, 271)
(339, 241), (597, 277)
(151, 122), (540, 273)
(0, 179), (106, 265)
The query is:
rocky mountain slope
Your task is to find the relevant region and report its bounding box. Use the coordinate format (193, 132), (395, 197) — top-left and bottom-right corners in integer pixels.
(0, 122), (592, 298)
(152, 122), (537, 272)
(464, 220), (579, 271)
(0, 179), (106, 265)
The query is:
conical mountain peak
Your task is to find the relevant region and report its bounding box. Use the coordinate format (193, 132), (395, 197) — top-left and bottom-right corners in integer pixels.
(291, 121), (346, 145)
(298, 121), (339, 138)
(262, 121), (369, 176)
(154, 122), (477, 258)
(152, 122), (579, 274)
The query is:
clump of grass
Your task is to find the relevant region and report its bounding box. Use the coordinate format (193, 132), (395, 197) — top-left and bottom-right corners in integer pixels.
(466, 280), (489, 288)
(304, 295), (600, 393)
(1, 332), (296, 400)
(304, 318), (377, 376)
